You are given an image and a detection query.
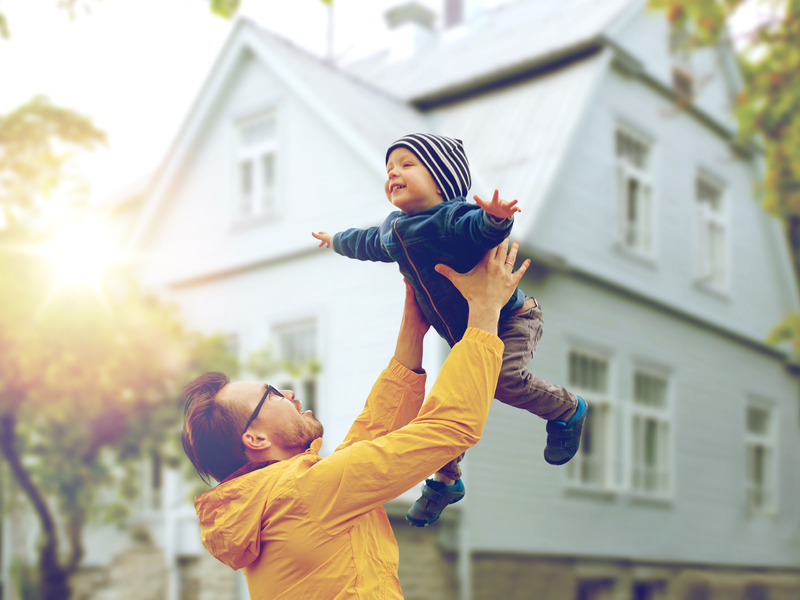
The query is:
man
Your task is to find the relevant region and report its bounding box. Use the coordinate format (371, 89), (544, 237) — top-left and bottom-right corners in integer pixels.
(180, 239), (529, 599)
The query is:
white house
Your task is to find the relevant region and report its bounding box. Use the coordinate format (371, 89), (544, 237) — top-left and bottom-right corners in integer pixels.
(67, 0), (800, 599)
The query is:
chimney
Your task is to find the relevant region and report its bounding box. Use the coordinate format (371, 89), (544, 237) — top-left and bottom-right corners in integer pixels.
(384, 2), (436, 62)
(442, 0), (485, 29)
(443, 0), (464, 28)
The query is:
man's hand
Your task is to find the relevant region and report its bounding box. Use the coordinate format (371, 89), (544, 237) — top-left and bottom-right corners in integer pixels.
(435, 239), (529, 336)
(473, 190), (520, 221)
(312, 231), (333, 248)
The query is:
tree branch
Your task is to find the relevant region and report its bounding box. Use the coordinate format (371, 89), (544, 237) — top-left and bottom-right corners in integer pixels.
(0, 414), (63, 574)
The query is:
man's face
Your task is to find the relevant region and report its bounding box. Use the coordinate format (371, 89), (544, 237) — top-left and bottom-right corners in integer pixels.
(384, 147), (444, 215)
(222, 382), (323, 453)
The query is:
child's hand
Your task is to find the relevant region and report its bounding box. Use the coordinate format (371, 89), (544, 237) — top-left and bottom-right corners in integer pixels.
(473, 190), (520, 221)
(312, 231), (333, 248)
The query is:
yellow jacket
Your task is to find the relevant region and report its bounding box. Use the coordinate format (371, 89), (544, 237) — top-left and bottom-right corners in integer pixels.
(194, 328), (503, 599)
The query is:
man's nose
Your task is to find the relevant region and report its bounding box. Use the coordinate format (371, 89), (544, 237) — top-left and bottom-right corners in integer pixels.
(280, 389), (295, 400)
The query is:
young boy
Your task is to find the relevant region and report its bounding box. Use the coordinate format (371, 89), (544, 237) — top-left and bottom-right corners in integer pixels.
(312, 133), (586, 527)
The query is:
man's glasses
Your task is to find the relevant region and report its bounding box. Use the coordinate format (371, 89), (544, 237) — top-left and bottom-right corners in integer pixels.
(243, 384), (284, 434)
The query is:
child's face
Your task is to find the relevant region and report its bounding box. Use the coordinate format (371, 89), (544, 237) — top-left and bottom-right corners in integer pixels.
(384, 147), (444, 214)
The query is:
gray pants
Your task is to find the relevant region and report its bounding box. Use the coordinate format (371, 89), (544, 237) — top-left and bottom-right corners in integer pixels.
(438, 297), (578, 481)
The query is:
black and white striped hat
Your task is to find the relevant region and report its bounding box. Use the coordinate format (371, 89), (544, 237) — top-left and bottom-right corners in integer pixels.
(386, 133), (471, 201)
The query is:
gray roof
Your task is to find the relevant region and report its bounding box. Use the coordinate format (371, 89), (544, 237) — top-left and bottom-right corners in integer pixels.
(346, 0), (635, 103)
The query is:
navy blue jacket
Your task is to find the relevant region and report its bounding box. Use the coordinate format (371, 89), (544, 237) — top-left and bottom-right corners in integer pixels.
(333, 198), (525, 347)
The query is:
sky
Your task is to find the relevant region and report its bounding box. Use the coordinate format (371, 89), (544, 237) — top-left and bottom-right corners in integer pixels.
(0, 0), (769, 205)
(0, 0), (485, 204)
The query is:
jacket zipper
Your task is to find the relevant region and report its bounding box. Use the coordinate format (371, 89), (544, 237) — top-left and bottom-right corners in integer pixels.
(393, 218), (456, 345)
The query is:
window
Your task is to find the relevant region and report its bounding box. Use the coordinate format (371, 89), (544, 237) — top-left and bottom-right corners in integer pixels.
(745, 402), (775, 515)
(566, 351), (615, 489)
(236, 112), (278, 219)
(632, 580), (667, 600)
(576, 579), (615, 600)
(669, 25), (695, 99)
(616, 126), (653, 256)
(274, 320), (319, 416)
(630, 370), (671, 497)
(695, 175), (727, 289)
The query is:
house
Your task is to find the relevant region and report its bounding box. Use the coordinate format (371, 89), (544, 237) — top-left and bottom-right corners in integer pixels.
(71, 0), (800, 598)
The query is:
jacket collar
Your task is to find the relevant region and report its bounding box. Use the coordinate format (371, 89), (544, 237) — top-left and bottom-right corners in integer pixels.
(220, 438), (324, 484)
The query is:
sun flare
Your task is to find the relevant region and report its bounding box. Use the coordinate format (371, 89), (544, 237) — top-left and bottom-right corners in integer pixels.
(43, 221), (117, 288)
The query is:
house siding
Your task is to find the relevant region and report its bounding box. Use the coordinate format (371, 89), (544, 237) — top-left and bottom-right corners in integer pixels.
(467, 272), (800, 566)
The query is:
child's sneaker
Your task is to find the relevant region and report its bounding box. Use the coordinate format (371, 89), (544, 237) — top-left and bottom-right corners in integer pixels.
(544, 396), (587, 465)
(406, 478), (465, 527)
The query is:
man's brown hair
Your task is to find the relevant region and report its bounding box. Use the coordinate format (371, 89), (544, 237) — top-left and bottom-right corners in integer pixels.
(180, 372), (250, 484)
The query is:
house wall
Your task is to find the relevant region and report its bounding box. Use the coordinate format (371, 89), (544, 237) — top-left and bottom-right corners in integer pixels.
(467, 270), (800, 566)
(530, 66), (794, 344)
(611, 2), (740, 132)
(139, 52), (389, 292)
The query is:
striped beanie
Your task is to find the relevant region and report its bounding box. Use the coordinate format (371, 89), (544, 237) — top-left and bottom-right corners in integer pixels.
(386, 133), (471, 201)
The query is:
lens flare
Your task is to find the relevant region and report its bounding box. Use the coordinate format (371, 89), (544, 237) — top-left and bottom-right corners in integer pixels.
(43, 222), (116, 288)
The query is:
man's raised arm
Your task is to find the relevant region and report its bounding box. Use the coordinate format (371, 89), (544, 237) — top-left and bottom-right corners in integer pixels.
(336, 280), (432, 450)
(301, 240), (530, 531)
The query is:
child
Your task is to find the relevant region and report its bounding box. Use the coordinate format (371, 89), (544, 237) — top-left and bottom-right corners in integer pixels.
(312, 133), (586, 527)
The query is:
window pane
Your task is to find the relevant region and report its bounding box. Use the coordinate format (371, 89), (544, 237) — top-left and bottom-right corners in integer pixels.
(241, 116), (276, 147)
(634, 372), (667, 408)
(240, 160), (253, 214)
(569, 352), (608, 392)
(747, 406), (769, 435)
(277, 323), (317, 365)
(616, 129), (649, 169)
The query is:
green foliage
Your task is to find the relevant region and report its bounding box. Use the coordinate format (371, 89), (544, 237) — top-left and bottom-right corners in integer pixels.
(210, 0), (241, 19)
(0, 96), (105, 228)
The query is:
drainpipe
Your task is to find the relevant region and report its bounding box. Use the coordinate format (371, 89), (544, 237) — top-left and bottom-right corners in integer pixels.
(457, 458), (472, 600)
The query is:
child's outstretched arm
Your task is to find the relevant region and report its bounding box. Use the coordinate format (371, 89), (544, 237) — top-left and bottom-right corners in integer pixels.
(312, 227), (394, 263)
(312, 231), (333, 248)
(473, 190), (520, 221)
(452, 190), (519, 249)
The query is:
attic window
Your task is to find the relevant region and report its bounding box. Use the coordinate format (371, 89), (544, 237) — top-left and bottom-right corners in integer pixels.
(236, 112), (278, 219)
(669, 25), (694, 100)
(672, 67), (694, 99)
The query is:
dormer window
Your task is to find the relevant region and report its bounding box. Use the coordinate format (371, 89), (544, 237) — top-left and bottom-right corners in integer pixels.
(669, 25), (695, 99)
(236, 112), (278, 219)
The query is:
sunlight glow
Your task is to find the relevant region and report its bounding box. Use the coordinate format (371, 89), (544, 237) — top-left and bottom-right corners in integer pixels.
(43, 222), (117, 288)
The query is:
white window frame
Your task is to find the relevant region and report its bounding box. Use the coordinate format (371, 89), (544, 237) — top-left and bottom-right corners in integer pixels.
(234, 110), (279, 221)
(615, 125), (654, 258)
(695, 171), (728, 292)
(628, 367), (673, 499)
(565, 348), (618, 492)
(272, 319), (320, 417)
(744, 399), (777, 517)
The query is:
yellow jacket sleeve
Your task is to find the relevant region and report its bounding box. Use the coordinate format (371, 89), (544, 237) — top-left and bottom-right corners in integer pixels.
(295, 328), (503, 535)
(335, 358), (427, 451)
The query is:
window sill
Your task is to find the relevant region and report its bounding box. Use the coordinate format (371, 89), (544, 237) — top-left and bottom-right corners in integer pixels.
(229, 211), (282, 233)
(692, 278), (730, 302)
(564, 483), (618, 502)
(612, 242), (657, 269)
(627, 491), (673, 509)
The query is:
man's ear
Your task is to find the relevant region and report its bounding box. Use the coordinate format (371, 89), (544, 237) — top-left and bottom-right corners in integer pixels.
(242, 431), (272, 452)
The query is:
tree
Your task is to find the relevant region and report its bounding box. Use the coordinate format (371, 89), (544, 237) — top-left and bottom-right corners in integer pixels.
(0, 99), (236, 600)
(648, 0), (800, 358)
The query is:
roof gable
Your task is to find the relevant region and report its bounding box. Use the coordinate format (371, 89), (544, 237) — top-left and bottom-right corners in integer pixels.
(129, 18), (426, 251)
